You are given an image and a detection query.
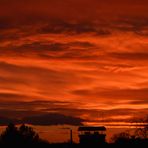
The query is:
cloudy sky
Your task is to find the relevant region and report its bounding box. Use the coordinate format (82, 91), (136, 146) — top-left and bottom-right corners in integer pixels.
(0, 0), (148, 124)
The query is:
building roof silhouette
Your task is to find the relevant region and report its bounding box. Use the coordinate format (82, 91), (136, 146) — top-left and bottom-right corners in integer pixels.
(78, 126), (106, 131)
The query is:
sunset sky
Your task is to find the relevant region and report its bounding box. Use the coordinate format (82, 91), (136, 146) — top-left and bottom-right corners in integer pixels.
(0, 0), (148, 125)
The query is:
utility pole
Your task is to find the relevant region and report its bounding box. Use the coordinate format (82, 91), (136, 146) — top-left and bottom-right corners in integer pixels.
(70, 129), (73, 144)
(62, 127), (73, 144)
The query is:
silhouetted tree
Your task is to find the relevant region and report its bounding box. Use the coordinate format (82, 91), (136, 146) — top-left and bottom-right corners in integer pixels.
(0, 123), (49, 146)
(111, 126), (148, 147)
(135, 126), (148, 139)
(0, 123), (20, 145)
(19, 124), (39, 145)
(134, 116), (148, 139)
(111, 131), (131, 144)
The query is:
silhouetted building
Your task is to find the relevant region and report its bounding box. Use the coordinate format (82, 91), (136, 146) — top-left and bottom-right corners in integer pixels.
(78, 126), (106, 145)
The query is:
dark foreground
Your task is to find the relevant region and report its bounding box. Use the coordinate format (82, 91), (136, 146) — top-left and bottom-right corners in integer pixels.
(0, 142), (148, 148)
(0, 124), (147, 147)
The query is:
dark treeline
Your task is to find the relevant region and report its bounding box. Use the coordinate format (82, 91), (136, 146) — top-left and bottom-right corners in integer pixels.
(0, 123), (147, 148)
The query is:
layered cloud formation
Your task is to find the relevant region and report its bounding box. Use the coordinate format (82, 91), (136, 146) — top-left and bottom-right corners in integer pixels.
(0, 0), (148, 124)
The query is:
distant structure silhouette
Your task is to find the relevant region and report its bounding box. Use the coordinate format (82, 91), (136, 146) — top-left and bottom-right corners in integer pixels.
(78, 126), (106, 145)
(0, 123), (147, 147)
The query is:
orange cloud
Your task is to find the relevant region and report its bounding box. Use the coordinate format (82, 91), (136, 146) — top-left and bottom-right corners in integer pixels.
(0, 0), (148, 124)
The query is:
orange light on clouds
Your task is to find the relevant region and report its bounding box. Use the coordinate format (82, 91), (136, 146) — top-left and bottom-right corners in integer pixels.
(0, 0), (148, 128)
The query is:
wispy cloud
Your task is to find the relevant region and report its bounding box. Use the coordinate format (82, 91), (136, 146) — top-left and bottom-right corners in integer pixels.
(0, 0), (148, 124)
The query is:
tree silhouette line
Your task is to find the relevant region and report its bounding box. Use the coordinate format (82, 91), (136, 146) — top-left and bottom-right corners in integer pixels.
(0, 123), (49, 147)
(111, 127), (148, 147)
(0, 123), (147, 147)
